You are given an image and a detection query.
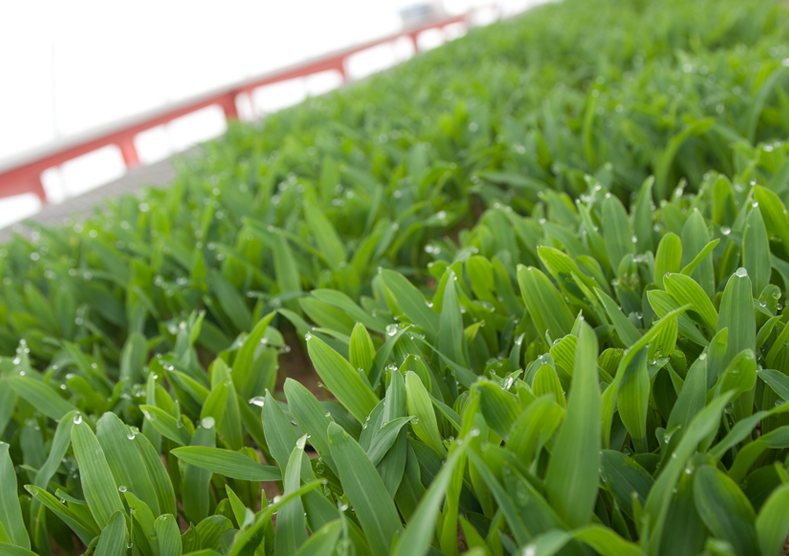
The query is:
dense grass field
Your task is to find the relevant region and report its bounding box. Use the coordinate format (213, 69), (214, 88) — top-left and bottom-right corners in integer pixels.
(3, 0), (789, 554)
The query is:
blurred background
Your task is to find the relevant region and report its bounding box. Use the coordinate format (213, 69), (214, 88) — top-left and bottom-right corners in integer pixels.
(0, 0), (547, 227)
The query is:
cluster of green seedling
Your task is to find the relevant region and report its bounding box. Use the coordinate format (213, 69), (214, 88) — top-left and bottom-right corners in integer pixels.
(1, 0), (787, 365)
(3, 0), (789, 554)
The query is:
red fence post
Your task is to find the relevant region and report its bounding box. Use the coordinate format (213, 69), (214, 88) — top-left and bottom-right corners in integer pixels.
(118, 137), (140, 168)
(220, 94), (239, 121)
(17, 175), (47, 204)
(336, 59), (347, 82)
(31, 176), (47, 203)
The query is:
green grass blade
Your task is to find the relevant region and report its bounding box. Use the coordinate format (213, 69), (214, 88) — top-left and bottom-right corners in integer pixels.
(70, 415), (124, 529)
(0, 544), (38, 556)
(756, 483), (789, 556)
(475, 379), (522, 439)
(664, 273), (718, 332)
(311, 289), (387, 334)
(717, 267), (756, 420)
(393, 445), (466, 556)
(349, 323), (376, 376)
(274, 436), (309, 556)
(231, 311), (276, 392)
(754, 186), (789, 247)
(261, 390), (299, 468)
(133, 432), (177, 517)
(679, 238), (719, 277)
(743, 206), (771, 297)
(293, 520), (342, 556)
(139, 406), (192, 446)
(123, 491), (158, 556)
(304, 202), (347, 267)
(602, 194), (635, 272)
(367, 417), (412, 467)
(654, 232), (682, 287)
(681, 209), (715, 296)
(616, 349), (649, 450)
(6, 377), (75, 422)
(405, 372), (447, 458)
(645, 392), (734, 555)
(693, 465), (757, 556)
(745, 65), (789, 142)
(23, 486), (97, 545)
(380, 270), (439, 339)
(599, 450), (653, 520)
(517, 265), (575, 340)
(181, 419), (217, 524)
(328, 422), (402, 555)
(155, 514), (182, 556)
(438, 271), (468, 368)
(307, 335), (378, 423)
(95, 511), (128, 556)
(171, 447), (280, 482)
(96, 412), (160, 516)
(544, 321), (600, 528)
(0, 443), (29, 550)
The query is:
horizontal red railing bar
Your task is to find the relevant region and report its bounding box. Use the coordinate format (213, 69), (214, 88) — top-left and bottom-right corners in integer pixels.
(0, 10), (481, 203)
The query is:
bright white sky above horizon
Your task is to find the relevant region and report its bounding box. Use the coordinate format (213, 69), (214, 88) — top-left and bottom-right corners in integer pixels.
(0, 0), (547, 226)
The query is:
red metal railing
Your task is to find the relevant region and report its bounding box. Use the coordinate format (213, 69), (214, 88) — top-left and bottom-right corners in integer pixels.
(0, 10), (489, 203)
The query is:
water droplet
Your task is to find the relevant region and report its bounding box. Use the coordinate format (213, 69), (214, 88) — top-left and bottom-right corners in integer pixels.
(118, 485), (127, 493)
(201, 417), (215, 429)
(735, 267), (748, 278)
(386, 324), (398, 336)
(73, 415), (83, 425)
